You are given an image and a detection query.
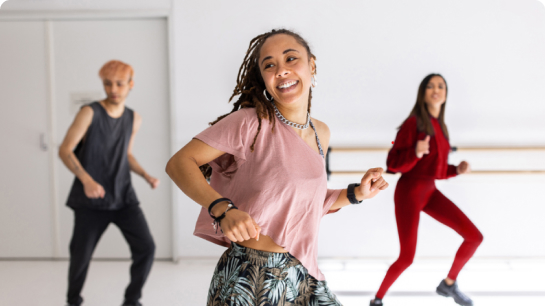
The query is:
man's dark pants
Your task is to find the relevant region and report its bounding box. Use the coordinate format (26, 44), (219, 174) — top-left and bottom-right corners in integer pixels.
(67, 205), (155, 305)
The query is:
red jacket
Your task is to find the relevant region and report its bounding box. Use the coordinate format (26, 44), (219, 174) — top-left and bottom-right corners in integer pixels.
(387, 116), (458, 180)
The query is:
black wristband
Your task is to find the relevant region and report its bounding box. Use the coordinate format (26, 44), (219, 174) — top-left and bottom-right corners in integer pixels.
(211, 201), (239, 234)
(208, 198), (232, 218)
(347, 183), (363, 204)
(214, 205), (238, 223)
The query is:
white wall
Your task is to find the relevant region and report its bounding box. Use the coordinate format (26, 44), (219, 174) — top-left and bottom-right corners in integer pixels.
(172, 0), (545, 148)
(172, 0), (545, 258)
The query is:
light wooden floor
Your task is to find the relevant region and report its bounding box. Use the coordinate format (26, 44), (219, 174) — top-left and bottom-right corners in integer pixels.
(0, 257), (543, 305)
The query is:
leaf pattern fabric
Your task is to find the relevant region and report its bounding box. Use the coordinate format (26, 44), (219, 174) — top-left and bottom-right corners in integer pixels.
(207, 243), (342, 306)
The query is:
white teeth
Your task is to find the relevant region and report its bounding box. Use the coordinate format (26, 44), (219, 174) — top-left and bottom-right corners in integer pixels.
(278, 81), (297, 89)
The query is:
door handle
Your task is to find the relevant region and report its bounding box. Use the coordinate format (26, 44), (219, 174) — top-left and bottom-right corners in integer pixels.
(40, 133), (48, 151)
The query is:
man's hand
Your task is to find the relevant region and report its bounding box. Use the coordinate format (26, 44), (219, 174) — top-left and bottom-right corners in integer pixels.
(145, 174), (160, 189)
(83, 180), (105, 199)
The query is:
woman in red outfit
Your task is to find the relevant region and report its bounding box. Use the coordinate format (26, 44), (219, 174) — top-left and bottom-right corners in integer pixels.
(370, 74), (483, 306)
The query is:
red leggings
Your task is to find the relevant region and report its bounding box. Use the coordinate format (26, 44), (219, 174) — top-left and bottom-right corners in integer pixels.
(376, 177), (483, 299)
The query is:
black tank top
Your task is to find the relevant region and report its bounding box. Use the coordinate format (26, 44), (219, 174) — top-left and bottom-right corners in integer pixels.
(66, 101), (139, 210)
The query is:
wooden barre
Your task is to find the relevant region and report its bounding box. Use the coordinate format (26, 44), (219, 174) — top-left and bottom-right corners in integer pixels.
(329, 147), (545, 153)
(324, 147), (545, 180)
(330, 170), (545, 176)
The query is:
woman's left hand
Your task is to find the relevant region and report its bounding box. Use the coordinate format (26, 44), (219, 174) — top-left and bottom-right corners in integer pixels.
(457, 161), (471, 175)
(355, 167), (389, 201)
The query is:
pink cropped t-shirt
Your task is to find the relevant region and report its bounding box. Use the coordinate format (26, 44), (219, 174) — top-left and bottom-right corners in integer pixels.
(193, 107), (342, 280)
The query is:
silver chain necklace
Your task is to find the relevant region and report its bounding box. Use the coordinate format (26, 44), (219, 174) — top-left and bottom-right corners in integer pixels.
(271, 102), (310, 130)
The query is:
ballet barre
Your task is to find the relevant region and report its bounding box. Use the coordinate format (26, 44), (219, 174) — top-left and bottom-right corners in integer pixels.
(325, 146), (545, 178)
(328, 146), (545, 153)
(329, 170), (545, 176)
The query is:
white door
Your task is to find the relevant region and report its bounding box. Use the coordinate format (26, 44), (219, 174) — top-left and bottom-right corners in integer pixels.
(52, 18), (172, 259)
(0, 21), (55, 257)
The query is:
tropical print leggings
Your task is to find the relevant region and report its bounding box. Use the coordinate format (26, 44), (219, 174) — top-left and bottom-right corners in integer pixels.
(207, 243), (342, 306)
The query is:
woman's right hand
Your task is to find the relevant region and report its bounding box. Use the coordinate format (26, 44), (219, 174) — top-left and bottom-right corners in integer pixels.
(219, 209), (261, 242)
(415, 135), (431, 158)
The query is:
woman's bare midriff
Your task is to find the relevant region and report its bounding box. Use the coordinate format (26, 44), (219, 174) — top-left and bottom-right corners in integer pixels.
(235, 234), (288, 253)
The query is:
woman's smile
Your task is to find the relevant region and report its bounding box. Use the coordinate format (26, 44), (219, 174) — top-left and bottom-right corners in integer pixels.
(276, 80), (299, 93)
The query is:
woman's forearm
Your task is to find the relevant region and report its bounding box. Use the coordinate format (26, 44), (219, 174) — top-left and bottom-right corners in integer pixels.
(329, 189), (350, 211)
(166, 152), (226, 215)
(329, 167), (388, 211)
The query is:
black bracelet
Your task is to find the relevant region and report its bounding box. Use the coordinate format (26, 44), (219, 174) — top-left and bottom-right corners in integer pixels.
(208, 198), (232, 218)
(347, 183), (363, 204)
(212, 203), (239, 234)
(213, 205), (237, 223)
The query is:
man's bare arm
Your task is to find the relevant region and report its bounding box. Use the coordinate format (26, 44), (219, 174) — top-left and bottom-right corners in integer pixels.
(58, 106), (93, 182)
(58, 106), (105, 198)
(127, 112), (160, 189)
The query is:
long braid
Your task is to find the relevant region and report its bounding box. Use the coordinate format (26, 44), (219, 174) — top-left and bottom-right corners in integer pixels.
(200, 29), (316, 179)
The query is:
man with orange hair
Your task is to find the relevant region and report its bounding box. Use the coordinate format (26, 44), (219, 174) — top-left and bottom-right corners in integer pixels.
(59, 60), (159, 306)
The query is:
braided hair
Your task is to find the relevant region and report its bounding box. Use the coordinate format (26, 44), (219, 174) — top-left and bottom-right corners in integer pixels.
(200, 29), (316, 179)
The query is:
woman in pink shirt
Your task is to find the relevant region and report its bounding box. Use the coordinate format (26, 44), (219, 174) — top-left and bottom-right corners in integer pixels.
(166, 29), (389, 306)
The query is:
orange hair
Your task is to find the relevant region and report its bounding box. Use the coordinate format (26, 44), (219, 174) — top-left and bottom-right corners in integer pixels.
(98, 60), (134, 81)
